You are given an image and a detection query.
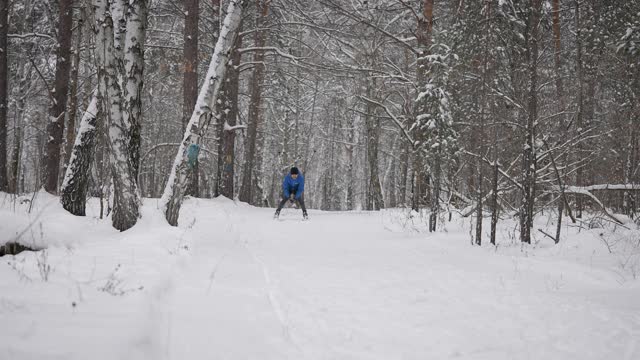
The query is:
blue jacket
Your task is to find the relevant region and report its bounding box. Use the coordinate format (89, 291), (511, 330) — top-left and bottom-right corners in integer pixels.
(283, 173), (304, 199)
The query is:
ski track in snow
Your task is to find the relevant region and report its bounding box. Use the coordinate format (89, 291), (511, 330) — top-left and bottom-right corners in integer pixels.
(158, 201), (640, 359)
(2, 194), (640, 359)
(160, 199), (304, 359)
(242, 235), (302, 350)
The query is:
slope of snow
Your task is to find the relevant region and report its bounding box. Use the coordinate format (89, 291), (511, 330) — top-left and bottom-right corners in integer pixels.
(1, 192), (639, 359)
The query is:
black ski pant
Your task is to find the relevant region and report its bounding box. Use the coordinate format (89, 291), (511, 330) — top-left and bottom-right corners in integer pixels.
(276, 193), (307, 213)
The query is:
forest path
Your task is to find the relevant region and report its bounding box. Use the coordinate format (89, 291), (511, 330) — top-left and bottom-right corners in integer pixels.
(159, 198), (640, 360)
(2, 194), (639, 359)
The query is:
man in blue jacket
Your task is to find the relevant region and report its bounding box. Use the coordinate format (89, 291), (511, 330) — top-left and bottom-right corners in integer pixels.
(274, 167), (308, 219)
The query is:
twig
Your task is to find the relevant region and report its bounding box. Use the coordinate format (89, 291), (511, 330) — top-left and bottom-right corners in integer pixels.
(537, 229), (557, 243)
(28, 57), (55, 103)
(359, 95), (414, 145)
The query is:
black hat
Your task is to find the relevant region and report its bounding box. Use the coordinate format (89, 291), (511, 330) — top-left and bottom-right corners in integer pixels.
(290, 167), (299, 175)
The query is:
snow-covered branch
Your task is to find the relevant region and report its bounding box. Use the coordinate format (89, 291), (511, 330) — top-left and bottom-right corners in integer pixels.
(8, 33), (56, 42)
(556, 186), (624, 225)
(237, 46), (300, 61)
(462, 150), (524, 191)
(224, 122), (247, 131)
(359, 96), (414, 145)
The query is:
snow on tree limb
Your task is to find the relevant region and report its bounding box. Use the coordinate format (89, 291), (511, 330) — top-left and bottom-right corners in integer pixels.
(160, 0), (247, 226)
(223, 122), (247, 131)
(359, 95), (414, 145)
(559, 186), (624, 225)
(462, 150), (524, 191)
(8, 33), (56, 42)
(237, 47), (301, 61)
(571, 184), (640, 191)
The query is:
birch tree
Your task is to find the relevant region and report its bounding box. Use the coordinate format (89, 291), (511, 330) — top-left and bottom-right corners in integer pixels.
(61, 94), (99, 216)
(4, 0), (639, 236)
(123, 0), (147, 179)
(93, 0), (147, 231)
(161, 0), (247, 226)
(65, 8), (86, 168)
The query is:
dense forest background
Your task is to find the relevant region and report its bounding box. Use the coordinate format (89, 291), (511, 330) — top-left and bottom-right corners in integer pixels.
(0, 0), (638, 242)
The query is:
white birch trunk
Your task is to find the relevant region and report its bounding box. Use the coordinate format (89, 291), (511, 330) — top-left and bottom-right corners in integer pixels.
(95, 0), (141, 231)
(111, 0), (126, 62)
(122, 0), (147, 177)
(160, 0), (246, 226)
(61, 93), (99, 216)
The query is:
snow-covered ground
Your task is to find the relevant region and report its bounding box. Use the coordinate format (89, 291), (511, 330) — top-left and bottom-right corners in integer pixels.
(1, 192), (639, 359)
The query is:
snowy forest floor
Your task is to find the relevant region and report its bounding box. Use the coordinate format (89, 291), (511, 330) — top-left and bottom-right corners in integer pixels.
(1, 191), (640, 360)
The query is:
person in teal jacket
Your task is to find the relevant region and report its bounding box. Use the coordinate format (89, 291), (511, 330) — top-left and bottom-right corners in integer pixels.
(274, 167), (308, 219)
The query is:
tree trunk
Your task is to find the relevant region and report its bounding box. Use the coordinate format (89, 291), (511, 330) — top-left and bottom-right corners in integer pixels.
(366, 78), (384, 210)
(429, 157), (441, 232)
(8, 124), (20, 194)
(346, 117), (355, 210)
(551, 0), (567, 234)
(623, 113), (636, 217)
(239, 0), (270, 205)
(555, 200), (563, 243)
(161, 0), (247, 226)
(302, 81), (318, 173)
(490, 159), (499, 245)
(44, 0), (74, 194)
(398, 140), (409, 207)
(551, 0), (565, 111)
(520, 0), (542, 244)
(216, 15), (240, 199)
(412, 0), (434, 213)
(575, 0), (584, 218)
(61, 94), (99, 216)
(8, 55), (30, 194)
(328, 113), (337, 210)
(183, 0), (199, 132)
(0, 0), (7, 191)
(65, 8), (85, 168)
(95, 101), (109, 218)
(94, 0), (144, 231)
(123, 0), (147, 180)
(475, 157), (482, 245)
(387, 142), (398, 208)
(183, 0), (199, 196)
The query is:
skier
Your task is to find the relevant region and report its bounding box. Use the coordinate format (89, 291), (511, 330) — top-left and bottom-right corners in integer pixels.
(274, 167), (308, 219)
